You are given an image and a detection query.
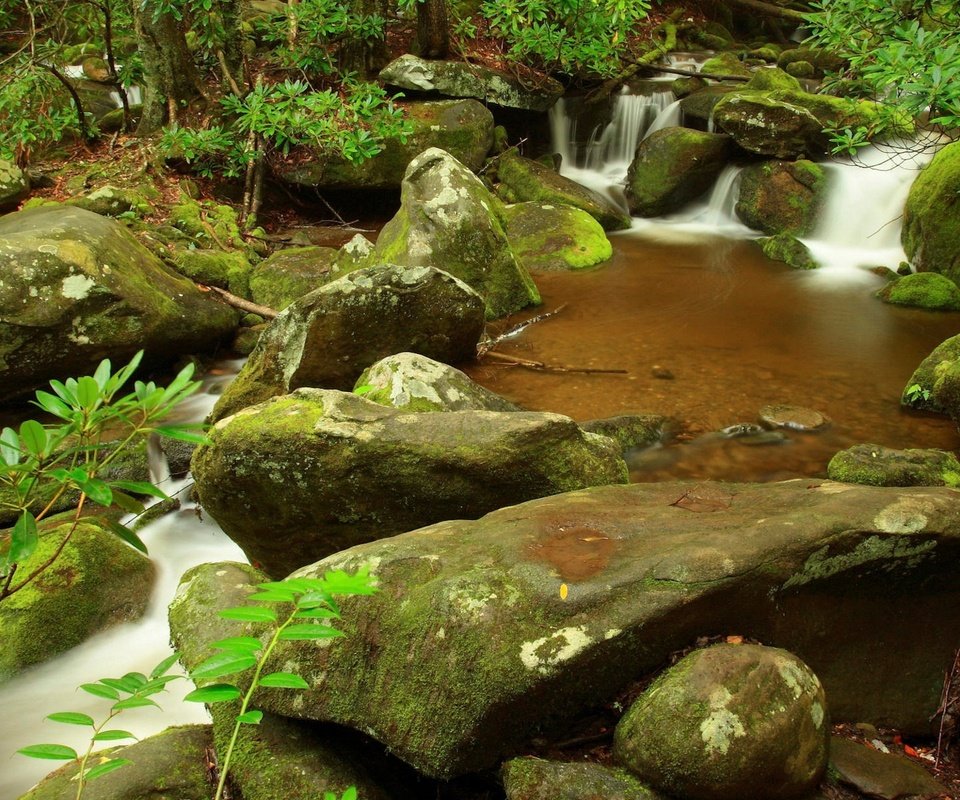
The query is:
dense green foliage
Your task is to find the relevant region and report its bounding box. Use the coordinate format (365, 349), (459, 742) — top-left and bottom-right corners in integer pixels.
(0, 353), (204, 601)
(804, 0), (960, 150)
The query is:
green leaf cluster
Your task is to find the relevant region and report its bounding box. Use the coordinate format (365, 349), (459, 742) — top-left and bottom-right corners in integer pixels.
(185, 568), (378, 800)
(804, 0), (960, 150)
(1, 352), (205, 601)
(480, 0), (650, 77)
(17, 654), (181, 798)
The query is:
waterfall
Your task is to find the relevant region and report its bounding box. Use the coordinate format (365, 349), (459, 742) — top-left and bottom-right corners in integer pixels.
(582, 89), (676, 171)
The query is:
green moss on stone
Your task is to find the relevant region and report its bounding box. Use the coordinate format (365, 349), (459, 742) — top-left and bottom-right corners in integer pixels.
(877, 272), (960, 311)
(504, 202), (612, 271)
(759, 233), (819, 269)
(827, 443), (960, 487)
(174, 248), (253, 297)
(903, 141), (960, 283)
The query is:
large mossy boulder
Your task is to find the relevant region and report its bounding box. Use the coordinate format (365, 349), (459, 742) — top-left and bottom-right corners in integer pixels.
(278, 100), (494, 190)
(876, 272), (960, 311)
(736, 159), (827, 235)
(827, 444), (960, 487)
(713, 70), (896, 158)
(0, 159), (30, 210)
(901, 334), (960, 414)
(172, 248), (253, 298)
(503, 202), (612, 271)
(0, 517), (155, 682)
(193, 388), (627, 576)
(171, 480), (960, 779)
(356, 352), (520, 412)
(373, 148), (540, 319)
(380, 54), (563, 112)
(248, 246), (341, 311)
(495, 153), (632, 231)
(209, 264), (485, 421)
(613, 644), (828, 800)
(502, 757), (665, 800)
(18, 725), (213, 800)
(679, 86), (738, 128)
(0, 205), (237, 400)
(903, 141), (960, 284)
(625, 128), (733, 217)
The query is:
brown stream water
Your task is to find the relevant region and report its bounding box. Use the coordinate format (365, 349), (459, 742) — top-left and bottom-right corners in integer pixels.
(465, 230), (960, 483)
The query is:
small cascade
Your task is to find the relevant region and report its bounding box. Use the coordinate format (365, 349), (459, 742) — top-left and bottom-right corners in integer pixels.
(645, 99), (683, 139)
(802, 144), (937, 272)
(582, 89), (676, 171)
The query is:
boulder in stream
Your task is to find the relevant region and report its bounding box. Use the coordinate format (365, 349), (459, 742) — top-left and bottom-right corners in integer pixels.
(877, 271), (960, 312)
(247, 245), (342, 311)
(827, 444), (960, 487)
(0, 517), (155, 682)
(613, 644), (829, 800)
(903, 141), (960, 284)
(495, 153), (632, 231)
(171, 480), (960, 779)
(379, 55), (563, 112)
(901, 333), (960, 415)
(736, 159), (827, 236)
(503, 201), (612, 272)
(759, 233), (819, 270)
(373, 148), (541, 319)
(209, 263), (485, 421)
(194, 389), (627, 576)
(625, 127), (733, 217)
(0, 205), (238, 401)
(501, 757), (665, 800)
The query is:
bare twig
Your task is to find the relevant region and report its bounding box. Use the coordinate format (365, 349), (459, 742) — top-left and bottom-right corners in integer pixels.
(934, 647), (960, 768)
(477, 304), (568, 356)
(200, 284), (278, 319)
(481, 351), (627, 375)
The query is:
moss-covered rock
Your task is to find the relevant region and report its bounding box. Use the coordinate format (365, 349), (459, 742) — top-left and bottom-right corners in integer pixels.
(278, 100), (494, 190)
(876, 272), (960, 311)
(18, 725), (213, 800)
(613, 644), (829, 800)
(502, 757), (666, 800)
(777, 46), (846, 77)
(495, 153), (632, 231)
(736, 159), (827, 236)
(0, 205), (238, 401)
(67, 185), (152, 218)
(759, 232), (819, 270)
(193, 388), (627, 575)
(248, 246), (342, 310)
(700, 52), (752, 79)
(786, 61), (816, 79)
(356, 351), (520, 411)
(580, 414), (670, 451)
(373, 148), (541, 319)
(827, 444), (960, 487)
(0, 517), (155, 682)
(0, 159), (30, 210)
(625, 128), (733, 217)
(829, 736), (949, 800)
(503, 202), (612, 271)
(210, 264), (486, 420)
(900, 334), (960, 413)
(678, 86), (738, 128)
(170, 198), (246, 250)
(671, 76), (707, 99)
(902, 140), (960, 284)
(171, 480), (960, 779)
(173, 248), (253, 298)
(380, 54), (563, 112)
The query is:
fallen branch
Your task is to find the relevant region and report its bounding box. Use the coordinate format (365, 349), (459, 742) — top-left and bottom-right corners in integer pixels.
(477, 304), (568, 356)
(200, 284), (278, 319)
(634, 63), (751, 83)
(724, 0), (807, 22)
(481, 351), (627, 375)
(934, 647), (960, 768)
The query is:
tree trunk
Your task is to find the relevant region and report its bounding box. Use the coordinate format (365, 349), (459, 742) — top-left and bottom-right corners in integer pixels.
(339, 0), (390, 76)
(416, 0), (449, 59)
(134, 0), (205, 134)
(214, 0), (246, 92)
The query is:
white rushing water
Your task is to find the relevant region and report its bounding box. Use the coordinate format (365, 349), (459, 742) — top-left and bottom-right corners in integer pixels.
(1, 368), (247, 800)
(548, 87), (940, 275)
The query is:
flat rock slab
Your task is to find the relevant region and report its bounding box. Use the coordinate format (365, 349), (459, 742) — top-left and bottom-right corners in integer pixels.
(829, 736), (947, 800)
(173, 480), (960, 780)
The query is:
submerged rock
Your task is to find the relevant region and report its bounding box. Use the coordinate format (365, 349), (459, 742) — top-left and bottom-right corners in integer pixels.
(581, 414), (670, 450)
(503, 202), (612, 271)
(759, 404), (830, 431)
(502, 757), (665, 800)
(380, 54), (563, 111)
(0, 517), (155, 682)
(356, 352), (520, 412)
(278, 100), (494, 190)
(171, 480), (960, 778)
(209, 264), (485, 420)
(613, 644), (829, 800)
(736, 159), (827, 236)
(827, 444), (960, 487)
(193, 389), (627, 575)
(625, 128), (733, 217)
(876, 271), (960, 311)
(495, 153), (632, 231)
(373, 148), (540, 319)
(903, 141), (960, 284)
(0, 206), (237, 400)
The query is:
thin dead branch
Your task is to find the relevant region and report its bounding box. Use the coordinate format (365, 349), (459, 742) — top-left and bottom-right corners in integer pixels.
(477, 304), (568, 356)
(200, 284), (278, 319)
